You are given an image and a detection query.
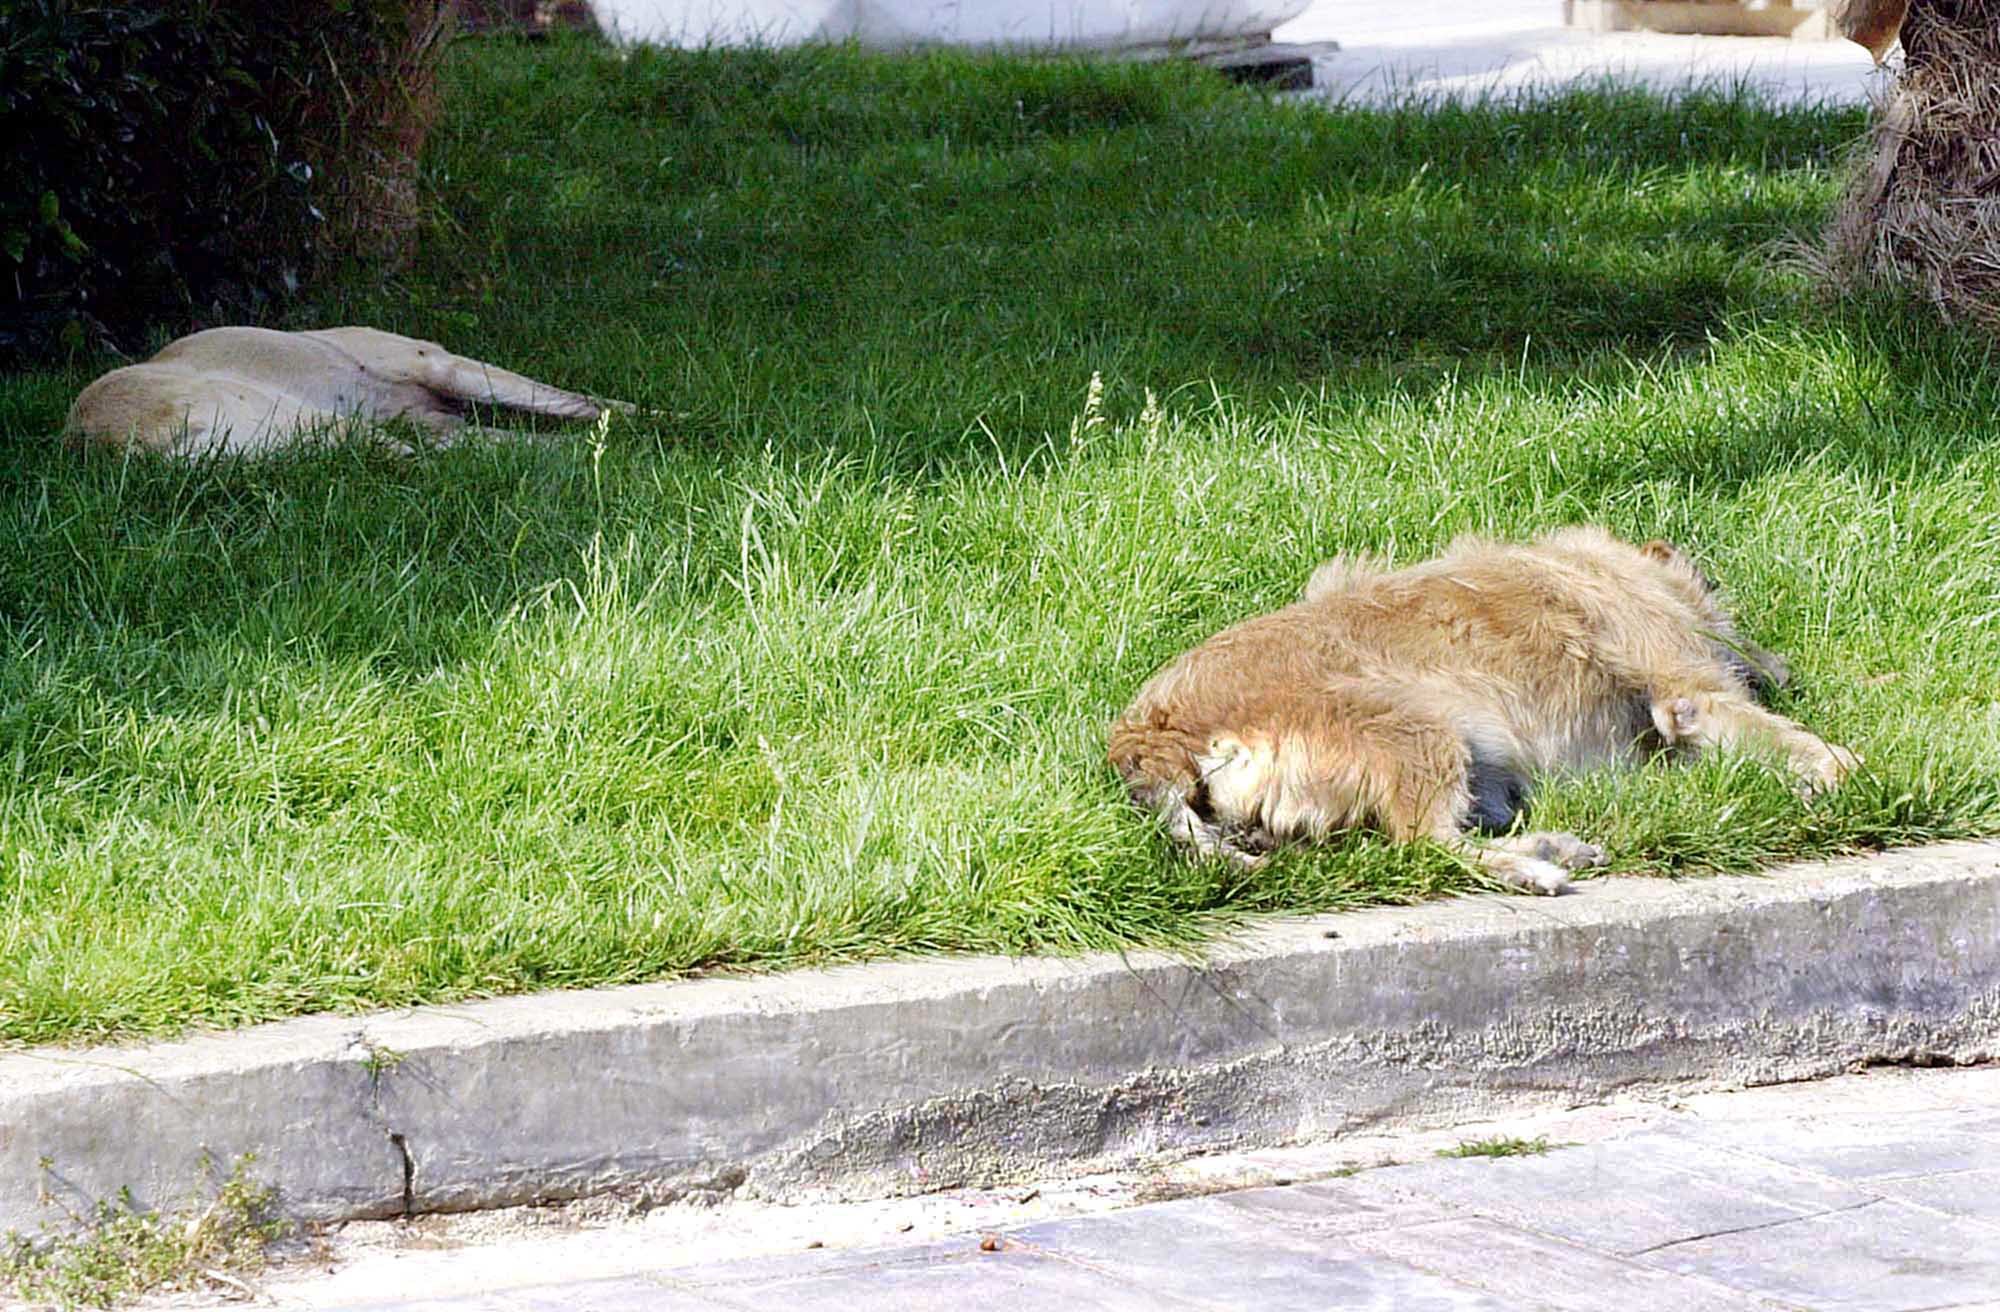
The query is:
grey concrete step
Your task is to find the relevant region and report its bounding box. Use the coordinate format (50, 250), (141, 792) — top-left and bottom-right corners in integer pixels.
(7, 842), (2000, 1241)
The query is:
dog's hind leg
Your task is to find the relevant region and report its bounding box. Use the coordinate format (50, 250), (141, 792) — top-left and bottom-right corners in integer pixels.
(1718, 636), (1791, 700)
(308, 330), (627, 423)
(1344, 709), (1595, 897)
(1652, 691), (1858, 795)
(422, 352), (627, 421)
(1594, 619), (1849, 793)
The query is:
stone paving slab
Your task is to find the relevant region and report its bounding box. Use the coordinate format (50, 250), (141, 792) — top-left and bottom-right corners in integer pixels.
(1276, 0), (1887, 107)
(1348, 1134), (1873, 1256)
(230, 1065), (2000, 1312)
(1658, 1111), (2000, 1183)
(675, 1248), (1205, 1312)
(1212, 1177), (1460, 1236)
(1642, 1197), (2000, 1312)
(1004, 1199), (1510, 1312)
(331, 1280), (730, 1312)
(1866, 1169), (2000, 1223)
(1347, 1216), (1767, 1312)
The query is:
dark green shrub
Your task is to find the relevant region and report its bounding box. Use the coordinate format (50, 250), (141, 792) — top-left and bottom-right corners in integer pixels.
(0, 0), (450, 361)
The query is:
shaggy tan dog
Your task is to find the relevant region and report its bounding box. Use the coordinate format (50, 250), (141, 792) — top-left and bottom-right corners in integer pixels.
(1107, 527), (1856, 895)
(65, 326), (627, 456)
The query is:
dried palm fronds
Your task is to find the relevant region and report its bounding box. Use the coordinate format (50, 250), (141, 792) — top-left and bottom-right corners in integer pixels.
(1824, 0), (2000, 330)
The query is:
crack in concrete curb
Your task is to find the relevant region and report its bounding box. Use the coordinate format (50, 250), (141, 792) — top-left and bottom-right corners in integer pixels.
(386, 1133), (416, 1219)
(5, 840), (1998, 1230)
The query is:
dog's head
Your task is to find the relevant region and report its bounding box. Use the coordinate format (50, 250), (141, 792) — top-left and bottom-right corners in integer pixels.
(1640, 538), (1790, 697)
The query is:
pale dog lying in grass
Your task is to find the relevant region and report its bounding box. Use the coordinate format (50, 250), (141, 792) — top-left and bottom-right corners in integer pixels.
(1108, 527), (1858, 895)
(65, 326), (628, 456)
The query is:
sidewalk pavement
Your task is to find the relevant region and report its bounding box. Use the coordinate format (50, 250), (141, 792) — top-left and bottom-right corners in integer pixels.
(1275, 0), (1892, 106)
(265, 1064), (2000, 1311)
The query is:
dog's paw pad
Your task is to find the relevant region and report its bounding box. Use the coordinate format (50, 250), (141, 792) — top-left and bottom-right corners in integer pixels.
(1519, 832), (1607, 871)
(1794, 743), (1861, 796)
(1506, 857), (1572, 897)
(1563, 841), (1610, 870)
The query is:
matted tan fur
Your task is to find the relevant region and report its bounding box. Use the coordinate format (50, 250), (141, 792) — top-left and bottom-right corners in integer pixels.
(1107, 527), (1857, 895)
(65, 326), (629, 457)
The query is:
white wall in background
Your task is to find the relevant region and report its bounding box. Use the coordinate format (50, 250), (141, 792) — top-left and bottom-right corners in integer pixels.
(587, 0), (1311, 50)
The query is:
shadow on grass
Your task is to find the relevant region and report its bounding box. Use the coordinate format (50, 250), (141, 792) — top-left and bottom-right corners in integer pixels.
(2, 44), (1987, 707)
(0, 41), (1988, 755)
(6, 43), (2000, 1045)
(301, 43), (1863, 450)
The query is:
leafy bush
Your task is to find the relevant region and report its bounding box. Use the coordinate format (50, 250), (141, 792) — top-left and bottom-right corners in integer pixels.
(0, 0), (450, 361)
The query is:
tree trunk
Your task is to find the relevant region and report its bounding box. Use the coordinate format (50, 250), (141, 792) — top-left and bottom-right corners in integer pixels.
(1824, 0), (2000, 329)
(1898, 0), (1982, 67)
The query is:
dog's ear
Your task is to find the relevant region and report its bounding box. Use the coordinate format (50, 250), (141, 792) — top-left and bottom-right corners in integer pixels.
(1642, 537), (1720, 594)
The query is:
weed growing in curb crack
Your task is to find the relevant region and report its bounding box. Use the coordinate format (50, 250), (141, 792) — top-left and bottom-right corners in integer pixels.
(357, 1043), (407, 1082)
(1, 1155), (289, 1309)
(1438, 1136), (1555, 1160)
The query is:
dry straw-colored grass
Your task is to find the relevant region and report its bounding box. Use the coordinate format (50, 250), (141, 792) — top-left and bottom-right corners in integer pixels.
(1825, 0), (2000, 329)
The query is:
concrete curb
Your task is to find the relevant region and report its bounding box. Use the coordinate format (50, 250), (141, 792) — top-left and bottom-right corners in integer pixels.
(5, 841), (1999, 1233)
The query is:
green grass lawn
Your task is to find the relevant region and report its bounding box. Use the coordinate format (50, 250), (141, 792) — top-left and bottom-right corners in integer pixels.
(3, 38), (1998, 1047)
